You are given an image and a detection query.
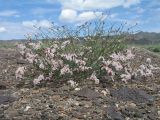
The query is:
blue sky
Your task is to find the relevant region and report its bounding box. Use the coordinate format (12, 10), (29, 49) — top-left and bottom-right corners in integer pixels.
(0, 0), (159, 40)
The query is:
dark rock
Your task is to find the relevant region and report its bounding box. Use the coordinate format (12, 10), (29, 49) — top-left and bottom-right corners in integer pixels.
(134, 110), (143, 118)
(0, 96), (16, 105)
(103, 106), (124, 120)
(121, 107), (143, 118)
(16, 59), (27, 64)
(111, 87), (154, 103)
(147, 113), (157, 120)
(72, 111), (85, 119)
(0, 82), (7, 90)
(73, 88), (101, 99)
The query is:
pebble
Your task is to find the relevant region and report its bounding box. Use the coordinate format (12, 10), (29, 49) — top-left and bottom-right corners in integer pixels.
(128, 103), (137, 108)
(158, 111), (160, 116)
(24, 106), (31, 112)
(75, 88), (81, 91)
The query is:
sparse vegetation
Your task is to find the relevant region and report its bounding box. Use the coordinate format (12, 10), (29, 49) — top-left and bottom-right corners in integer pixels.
(144, 44), (160, 53)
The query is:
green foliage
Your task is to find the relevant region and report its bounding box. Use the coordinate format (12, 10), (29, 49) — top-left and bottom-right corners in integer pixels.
(142, 44), (160, 53)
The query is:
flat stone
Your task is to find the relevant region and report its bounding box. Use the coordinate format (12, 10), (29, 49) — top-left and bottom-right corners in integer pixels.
(16, 59), (27, 64)
(111, 87), (154, 103)
(103, 106), (124, 120)
(0, 96), (16, 105)
(121, 106), (144, 118)
(73, 88), (101, 99)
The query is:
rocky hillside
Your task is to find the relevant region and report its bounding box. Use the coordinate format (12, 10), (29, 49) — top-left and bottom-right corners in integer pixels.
(131, 32), (160, 45)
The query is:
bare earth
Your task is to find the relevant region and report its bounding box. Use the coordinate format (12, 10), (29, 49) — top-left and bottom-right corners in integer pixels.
(0, 47), (160, 120)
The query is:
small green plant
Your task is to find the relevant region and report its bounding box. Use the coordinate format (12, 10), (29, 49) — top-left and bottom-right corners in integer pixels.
(137, 44), (160, 53)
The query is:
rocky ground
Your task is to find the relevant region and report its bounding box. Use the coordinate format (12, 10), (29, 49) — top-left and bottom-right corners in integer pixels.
(0, 47), (160, 120)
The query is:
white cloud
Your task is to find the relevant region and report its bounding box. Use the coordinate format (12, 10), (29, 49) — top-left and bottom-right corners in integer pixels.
(38, 20), (52, 28)
(59, 9), (121, 24)
(59, 0), (140, 11)
(77, 11), (102, 22)
(59, 9), (77, 23)
(0, 27), (7, 33)
(59, 9), (104, 23)
(22, 20), (52, 28)
(0, 10), (19, 17)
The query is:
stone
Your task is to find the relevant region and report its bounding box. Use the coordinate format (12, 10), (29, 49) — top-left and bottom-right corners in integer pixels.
(73, 88), (101, 99)
(111, 87), (154, 103)
(0, 96), (16, 105)
(158, 111), (160, 116)
(0, 82), (7, 90)
(16, 59), (27, 64)
(103, 106), (124, 120)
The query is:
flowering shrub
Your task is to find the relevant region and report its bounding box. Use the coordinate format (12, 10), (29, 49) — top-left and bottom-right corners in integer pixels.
(15, 20), (159, 87)
(16, 39), (159, 86)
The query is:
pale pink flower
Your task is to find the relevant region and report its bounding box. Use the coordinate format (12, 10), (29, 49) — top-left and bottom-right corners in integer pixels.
(90, 72), (99, 84)
(51, 48), (56, 53)
(15, 66), (25, 79)
(110, 53), (119, 61)
(45, 48), (56, 58)
(17, 44), (26, 50)
(17, 44), (26, 56)
(139, 64), (146, 70)
(120, 72), (131, 83)
(26, 52), (37, 63)
(126, 49), (135, 60)
(107, 68), (115, 77)
(74, 59), (86, 65)
(61, 40), (70, 49)
(138, 69), (145, 76)
(110, 52), (126, 61)
(28, 42), (41, 50)
(51, 60), (60, 71)
(33, 75), (44, 85)
(39, 62), (45, 69)
(61, 53), (77, 61)
(111, 61), (123, 71)
(145, 69), (153, 77)
(78, 66), (92, 71)
(67, 80), (78, 88)
(102, 60), (112, 67)
(60, 65), (73, 75)
(51, 43), (59, 49)
(146, 58), (151, 64)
